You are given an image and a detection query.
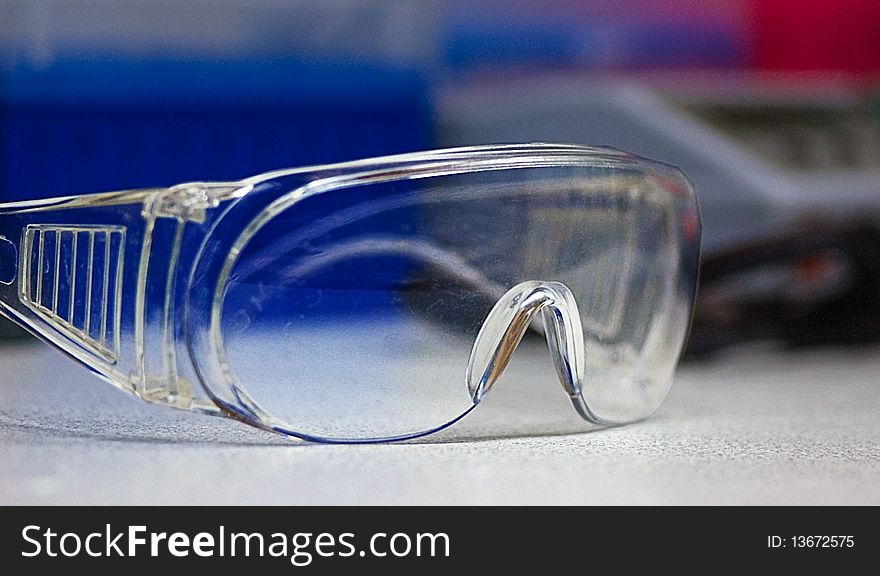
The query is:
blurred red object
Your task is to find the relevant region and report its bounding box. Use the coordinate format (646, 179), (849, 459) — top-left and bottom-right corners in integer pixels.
(751, 0), (880, 72)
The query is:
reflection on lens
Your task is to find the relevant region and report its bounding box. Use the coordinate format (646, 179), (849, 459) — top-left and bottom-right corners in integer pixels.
(220, 165), (693, 441)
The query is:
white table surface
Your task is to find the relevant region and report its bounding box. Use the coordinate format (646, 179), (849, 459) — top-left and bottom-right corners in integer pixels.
(1, 338), (878, 505)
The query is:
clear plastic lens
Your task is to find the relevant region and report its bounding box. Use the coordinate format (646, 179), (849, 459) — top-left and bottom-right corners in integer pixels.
(219, 164), (697, 441)
(0, 145), (698, 443)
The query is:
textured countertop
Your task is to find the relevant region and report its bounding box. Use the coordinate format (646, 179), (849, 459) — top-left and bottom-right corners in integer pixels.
(1, 339), (878, 505)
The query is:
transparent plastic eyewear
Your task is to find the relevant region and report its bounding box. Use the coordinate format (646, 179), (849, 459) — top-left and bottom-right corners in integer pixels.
(0, 144), (700, 443)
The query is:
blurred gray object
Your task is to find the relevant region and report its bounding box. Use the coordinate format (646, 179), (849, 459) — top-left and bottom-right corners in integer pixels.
(0, 0), (437, 67)
(439, 73), (880, 253)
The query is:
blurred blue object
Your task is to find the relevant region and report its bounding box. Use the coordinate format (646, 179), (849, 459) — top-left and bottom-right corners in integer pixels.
(442, 0), (749, 71)
(0, 0), (438, 337)
(1, 58), (431, 201)
(444, 20), (746, 70)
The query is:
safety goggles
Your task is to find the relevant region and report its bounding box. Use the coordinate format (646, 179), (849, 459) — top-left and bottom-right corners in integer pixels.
(0, 144), (700, 443)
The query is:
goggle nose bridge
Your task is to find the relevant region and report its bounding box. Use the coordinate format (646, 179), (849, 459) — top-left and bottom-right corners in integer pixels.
(467, 279), (604, 424)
